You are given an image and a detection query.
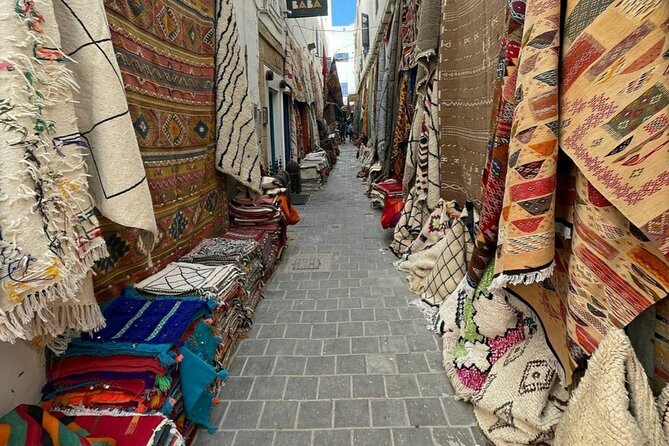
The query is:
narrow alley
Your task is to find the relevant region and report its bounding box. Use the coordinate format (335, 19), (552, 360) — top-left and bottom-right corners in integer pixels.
(197, 145), (486, 445)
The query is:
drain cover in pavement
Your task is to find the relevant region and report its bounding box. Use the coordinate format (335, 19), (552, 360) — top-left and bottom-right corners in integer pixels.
(285, 254), (332, 272)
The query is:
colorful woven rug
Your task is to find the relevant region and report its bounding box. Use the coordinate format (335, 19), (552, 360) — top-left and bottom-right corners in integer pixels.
(437, 0), (507, 207)
(214, 0), (262, 193)
(492, 0), (561, 289)
(0, 405), (114, 446)
(82, 288), (213, 344)
(96, 0), (228, 301)
(561, 0), (669, 256)
(0, 1), (109, 342)
(399, 0), (421, 70)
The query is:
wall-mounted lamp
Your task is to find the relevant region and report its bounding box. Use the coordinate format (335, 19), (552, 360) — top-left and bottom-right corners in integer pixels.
(307, 43), (316, 51)
(265, 70), (274, 81)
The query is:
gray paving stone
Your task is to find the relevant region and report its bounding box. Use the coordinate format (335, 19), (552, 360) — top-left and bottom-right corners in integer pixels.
(443, 397), (478, 426)
(273, 356), (307, 375)
(274, 431), (312, 446)
(328, 288), (350, 298)
(313, 430), (352, 446)
(397, 353), (430, 373)
(198, 148), (479, 445)
(235, 339), (268, 356)
(249, 377), (286, 400)
(405, 398), (447, 426)
(258, 401), (298, 429)
(392, 428), (433, 445)
(379, 336), (410, 353)
(265, 339), (297, 355)
(256, 324), (287, 339)
(325, 310), (351, 322)
(305, 356), (335, 375)
(316, 299), (339, 310)
(312, 323), (338, 338)
(385, 375), (421, 398)
(338, 298), (362, 309)
(335, 399), (371, 427)
(370, 399), (408, 427)
(221, 401), (263, 429)
(285, 324), (313, 339)
(242, 357), (275, 376)
(318, 375), (351, 399)
(293, 299), (316, 311)
(352, 375), (386, 398)
(406, 334), (440, 352)
(197, 431), (235, 446)
(218, 377), (253, 400)
(364, 321), (391, 336)
(297, 401), (333, 428)
(433, 427), (478, 446)
(366, 354), (397, 374)
(351, 337), (380, 354)
(353, 429), (392, 445)
(284, 376), (319, 400)
(233, 430), (274, 445)
(337, 355), (367, 375)
(349, 309), (376, 322)
(324, 338), (351, 355)
(302, 310), (326, 323)
(337, 322), (364, 337)
(417, 373), (451, 397)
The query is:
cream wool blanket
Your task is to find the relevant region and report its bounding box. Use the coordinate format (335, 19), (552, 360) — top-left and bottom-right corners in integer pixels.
(52, 0), (157, 249)
(215, 0), (262, 193)
(555, 329), (667, 446)
(0, 1), (108, 342)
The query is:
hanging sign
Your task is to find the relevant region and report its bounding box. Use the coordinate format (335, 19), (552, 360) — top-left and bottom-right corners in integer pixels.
(286, 0), (328, 18)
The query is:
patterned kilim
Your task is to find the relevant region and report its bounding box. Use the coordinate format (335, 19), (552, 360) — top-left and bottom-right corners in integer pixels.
(215, 0), (262, 192)
(561, 0), (669, 256)
(96, 0), (228, 301)
(399, 0), (421, 70)
(492, 0), (561, 288)
(437, 0), (507, 207)
(466, 1), (525, 284)
(420, 206), (476, 308)
(390, 73), (413, 179)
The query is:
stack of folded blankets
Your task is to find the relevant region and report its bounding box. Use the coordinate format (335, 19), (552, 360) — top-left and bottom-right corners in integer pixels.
(0, 404), (184, 445)
(300, 151), (331, 191)
(229, 196), (283, 227)
(181, 238), (265, 295)
(370, 178), (403, 208)
(42, 287), (228, 441)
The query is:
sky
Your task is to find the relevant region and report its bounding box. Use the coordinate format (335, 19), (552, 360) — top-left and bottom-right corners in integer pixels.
(331, 0), (356, 26)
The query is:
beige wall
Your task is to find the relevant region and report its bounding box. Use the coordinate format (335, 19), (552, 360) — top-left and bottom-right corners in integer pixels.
(0, 342), (45, 415)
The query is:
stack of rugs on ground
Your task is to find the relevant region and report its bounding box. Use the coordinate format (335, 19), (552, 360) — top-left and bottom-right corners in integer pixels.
(41, 287), (230, 443)
(300, 151), (332, 191)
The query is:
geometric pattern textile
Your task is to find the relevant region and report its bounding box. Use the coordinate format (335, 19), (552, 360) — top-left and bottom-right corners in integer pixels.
(96, 0), (229, 301)
(214, 0), (262, 193)
(135, 262), (242, 296)
(492, 0), (562, 288)
(561, 0), (669, 256)
(437, 0), (507, 207)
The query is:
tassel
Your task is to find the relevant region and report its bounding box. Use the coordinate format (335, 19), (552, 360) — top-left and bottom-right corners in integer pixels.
(155, 374), (171, 392)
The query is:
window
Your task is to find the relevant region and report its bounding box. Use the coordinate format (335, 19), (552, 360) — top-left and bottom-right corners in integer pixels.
(334, 52), (349, 62)
(341, 82), (348, 97)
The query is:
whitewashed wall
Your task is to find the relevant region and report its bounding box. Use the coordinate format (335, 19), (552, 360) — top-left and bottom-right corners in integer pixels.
(0, 342), (45, 415)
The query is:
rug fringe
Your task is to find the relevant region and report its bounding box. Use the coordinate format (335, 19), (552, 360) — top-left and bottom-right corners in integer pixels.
(489, 261), (556, 292)
(410, 298), (441, 332)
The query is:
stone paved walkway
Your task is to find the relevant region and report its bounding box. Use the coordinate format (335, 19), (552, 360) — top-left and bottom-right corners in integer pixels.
(197, 145), (484, 446)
